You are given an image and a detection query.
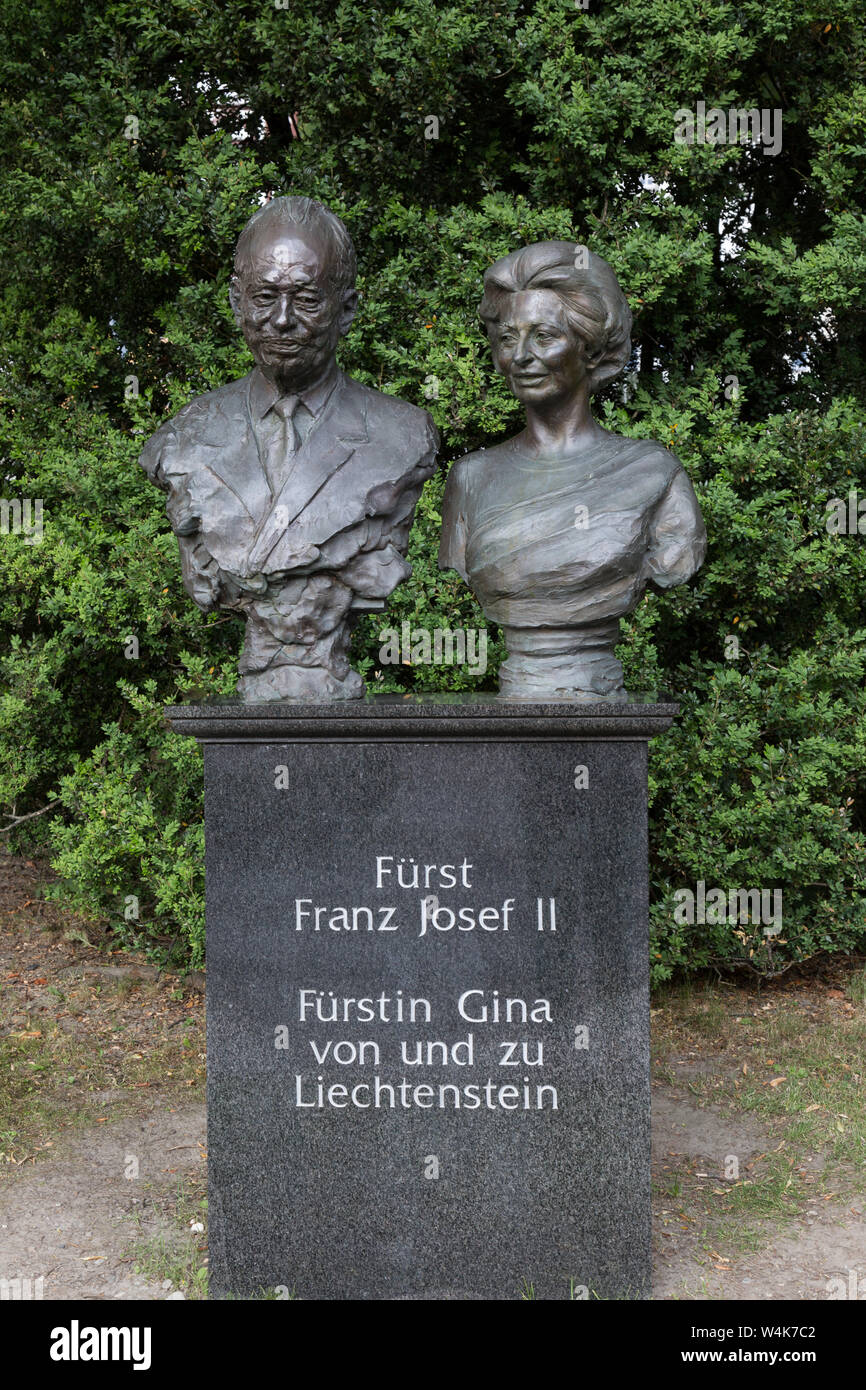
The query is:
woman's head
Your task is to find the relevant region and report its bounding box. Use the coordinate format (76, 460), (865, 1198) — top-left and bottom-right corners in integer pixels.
(479, 241), (632, 400)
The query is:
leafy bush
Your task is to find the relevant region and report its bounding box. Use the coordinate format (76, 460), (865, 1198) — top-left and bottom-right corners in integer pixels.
(46, 679), (212, 969)
(1, 0), (864, 978)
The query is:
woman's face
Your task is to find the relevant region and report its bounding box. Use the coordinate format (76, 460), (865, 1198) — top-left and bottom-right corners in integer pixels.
(492, 290), (593, 406)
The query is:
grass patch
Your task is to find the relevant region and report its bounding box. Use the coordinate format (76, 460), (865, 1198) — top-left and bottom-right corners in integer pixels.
(127, 1175), (208, 1300)
(651, 963), (866, 1262)
(131, 1232), (208, 1299)
(846, 968), (866, 1006)
(0, 1021), (204, 1166)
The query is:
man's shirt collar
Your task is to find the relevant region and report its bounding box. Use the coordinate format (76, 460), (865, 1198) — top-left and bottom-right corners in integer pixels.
(249, 364), (341, 424)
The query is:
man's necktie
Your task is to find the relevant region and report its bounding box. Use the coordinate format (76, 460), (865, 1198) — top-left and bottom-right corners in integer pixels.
(262, 395), (301, 495)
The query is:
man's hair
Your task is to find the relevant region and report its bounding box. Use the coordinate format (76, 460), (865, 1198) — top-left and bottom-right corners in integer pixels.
(478, 240), (632, 395)
(232, 195), (357, 294)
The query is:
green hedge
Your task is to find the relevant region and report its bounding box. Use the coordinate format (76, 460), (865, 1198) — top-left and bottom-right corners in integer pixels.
(1, 0), (865, 979)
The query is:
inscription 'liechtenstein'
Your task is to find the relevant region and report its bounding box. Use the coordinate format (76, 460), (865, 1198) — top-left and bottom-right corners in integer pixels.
(284, 855), (567, 1114)
(294, 1074), (558, 1112)
(288, 990), (559, 1112)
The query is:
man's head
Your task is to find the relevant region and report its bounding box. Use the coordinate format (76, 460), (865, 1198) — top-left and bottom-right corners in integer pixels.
(229, 196), (358, 391)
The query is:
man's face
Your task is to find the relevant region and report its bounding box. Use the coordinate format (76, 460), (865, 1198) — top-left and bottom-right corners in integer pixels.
(492, 290), (593, 407)
(232, 223), (356, 390)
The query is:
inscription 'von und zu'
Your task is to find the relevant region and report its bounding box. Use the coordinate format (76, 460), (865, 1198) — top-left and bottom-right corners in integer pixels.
(286, 990), (560, 1113)
(284, 856), (567, 1114)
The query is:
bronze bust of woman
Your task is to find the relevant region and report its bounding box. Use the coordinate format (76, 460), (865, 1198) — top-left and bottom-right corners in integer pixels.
(439, 241), (706, 699)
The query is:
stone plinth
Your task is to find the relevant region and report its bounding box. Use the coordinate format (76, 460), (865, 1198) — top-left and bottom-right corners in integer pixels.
(166, 695), (676, 1301)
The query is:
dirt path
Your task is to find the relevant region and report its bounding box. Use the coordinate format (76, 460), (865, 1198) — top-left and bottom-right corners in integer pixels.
(0, 1105), (205, 1299)
(1, 852), (207, 1299)
(652, 1089), (865, 1299)
(4, 1085), (862, 1301)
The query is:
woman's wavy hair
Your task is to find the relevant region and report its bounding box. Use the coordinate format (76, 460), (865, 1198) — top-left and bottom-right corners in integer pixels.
(479, 240), (633, 396)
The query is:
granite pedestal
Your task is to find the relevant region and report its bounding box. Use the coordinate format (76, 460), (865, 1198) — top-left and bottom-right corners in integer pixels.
(166, 696), (676, 1301)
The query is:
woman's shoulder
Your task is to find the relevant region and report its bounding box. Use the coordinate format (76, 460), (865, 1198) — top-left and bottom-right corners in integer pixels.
(603, 429), (676, 460)
(445, 441), (511, 492)
(601, 431), (689, 483)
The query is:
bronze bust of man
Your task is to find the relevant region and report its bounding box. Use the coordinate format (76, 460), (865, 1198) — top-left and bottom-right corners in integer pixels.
(141, 195), (438, 699)
(439, 241), (706, 699)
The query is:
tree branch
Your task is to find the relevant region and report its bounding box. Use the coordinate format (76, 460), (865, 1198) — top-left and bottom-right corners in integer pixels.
(0, 804), (55, 835)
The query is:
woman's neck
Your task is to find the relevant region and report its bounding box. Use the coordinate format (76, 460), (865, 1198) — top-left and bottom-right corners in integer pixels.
(517, 383), (608, 454)
(516, 409), (608, 459)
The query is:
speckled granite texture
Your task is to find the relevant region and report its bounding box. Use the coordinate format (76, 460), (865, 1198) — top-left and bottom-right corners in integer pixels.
(167, 697), (675, 1300)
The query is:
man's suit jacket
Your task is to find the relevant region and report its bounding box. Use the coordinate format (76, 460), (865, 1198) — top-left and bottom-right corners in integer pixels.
(139, 368), (439, 614)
